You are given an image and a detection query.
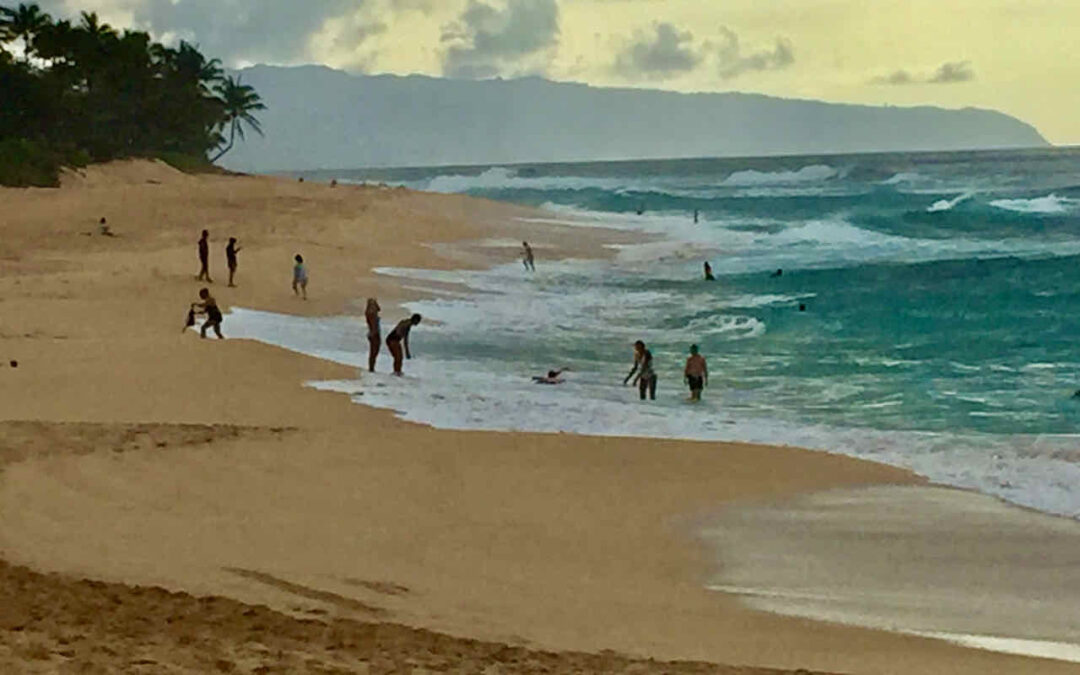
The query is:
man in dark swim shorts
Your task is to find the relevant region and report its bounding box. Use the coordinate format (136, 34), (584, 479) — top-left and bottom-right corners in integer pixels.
(386, 313), (421, 375)
(684, 344), (707, 401)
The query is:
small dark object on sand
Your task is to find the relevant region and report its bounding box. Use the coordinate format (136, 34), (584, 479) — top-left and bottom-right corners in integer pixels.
(9, 360), (17, 368)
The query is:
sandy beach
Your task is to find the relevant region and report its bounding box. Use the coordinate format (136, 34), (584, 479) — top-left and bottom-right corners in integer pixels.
(3, 160), (1079, 674)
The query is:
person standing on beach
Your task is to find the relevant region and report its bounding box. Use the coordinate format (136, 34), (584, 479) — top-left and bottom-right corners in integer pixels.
(386, 314), (422, 376)
(684, 344), (708, 401)
(624, 340), (657, 401)
(192, 288), (224, 339)
(522, 241), (535, 271)
(197, 230), (212, 282)
(365, 297), (381, 372)
(704, 261), (715, 281)
(292, 254), (308, 299)
(225, 237), (241, 287)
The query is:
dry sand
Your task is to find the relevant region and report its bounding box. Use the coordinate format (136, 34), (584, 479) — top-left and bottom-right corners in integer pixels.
(1, 160), (1076, 673)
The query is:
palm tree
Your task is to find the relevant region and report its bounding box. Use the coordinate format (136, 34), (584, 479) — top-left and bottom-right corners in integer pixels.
(210, 74), (265, 162)
(0, 3), (51, 62)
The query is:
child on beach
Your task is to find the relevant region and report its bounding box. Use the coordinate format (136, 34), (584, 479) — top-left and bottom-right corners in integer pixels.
(192, 288), (224, 339)
(684, 344), (708, 401)
(385, 314), (422, 375)
(365, 298), (381, 372)
(226, 237), (241, 287)
(292, 254), (308, 299)
(624, 340), (657, 401)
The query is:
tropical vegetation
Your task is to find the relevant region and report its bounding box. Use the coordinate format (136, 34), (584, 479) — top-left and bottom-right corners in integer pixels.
(0, 2), (265, 186)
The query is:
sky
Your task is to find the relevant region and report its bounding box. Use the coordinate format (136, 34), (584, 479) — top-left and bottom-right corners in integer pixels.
(32, 0), (1080, 145)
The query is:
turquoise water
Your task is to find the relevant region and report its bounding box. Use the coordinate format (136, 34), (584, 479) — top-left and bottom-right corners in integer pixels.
(274, 149), (1080, 517)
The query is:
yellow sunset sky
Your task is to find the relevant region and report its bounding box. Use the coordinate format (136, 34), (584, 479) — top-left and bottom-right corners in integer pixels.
(42, 0), (1080, 144)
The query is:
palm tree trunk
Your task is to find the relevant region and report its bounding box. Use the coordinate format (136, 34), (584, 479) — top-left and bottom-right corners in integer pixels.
(210, 120), (237, 162)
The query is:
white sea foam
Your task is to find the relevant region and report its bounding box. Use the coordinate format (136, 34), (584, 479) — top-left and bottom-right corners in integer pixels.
(881, 171), (923, 185)
(720, 164), (838, 186)
(990, 194), (1078, 214)
(927, 191), (975, 212)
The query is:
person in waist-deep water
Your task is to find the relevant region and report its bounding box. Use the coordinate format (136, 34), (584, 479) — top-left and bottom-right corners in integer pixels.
(624, 340), (657, 401)
(704, 261), (715, 281)
(192, 288), (224, 339)
(225, 237), (242, 287)
(365, 297), (381, 373)
(684, 344), (708, 402)
(385, 314), (422, 375)
(197, 229), (212, 282)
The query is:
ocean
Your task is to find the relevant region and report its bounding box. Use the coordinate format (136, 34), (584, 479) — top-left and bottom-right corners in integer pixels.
(237, 148), (1080, 520)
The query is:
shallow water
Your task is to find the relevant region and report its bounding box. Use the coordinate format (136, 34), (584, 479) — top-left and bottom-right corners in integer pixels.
(257, 148), (1080, 519)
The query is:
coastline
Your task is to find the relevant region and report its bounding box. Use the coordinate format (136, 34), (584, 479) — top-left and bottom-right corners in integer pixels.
(2, 160), (1077, 673)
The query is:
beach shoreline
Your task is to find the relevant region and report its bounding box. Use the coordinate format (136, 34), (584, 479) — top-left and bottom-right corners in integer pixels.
(2, 160), (1078, 673)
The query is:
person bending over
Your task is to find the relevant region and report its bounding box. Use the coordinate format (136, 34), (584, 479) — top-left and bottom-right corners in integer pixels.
(193, 288), (224, 339)
(624, 340), (657, 401)
(385, 314), (421, 375)
(684, 344), (708, 401)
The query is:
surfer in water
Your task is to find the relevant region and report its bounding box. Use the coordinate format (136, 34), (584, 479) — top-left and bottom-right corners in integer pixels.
(533, 368), (567, 384)
(704, 261), (715, 281)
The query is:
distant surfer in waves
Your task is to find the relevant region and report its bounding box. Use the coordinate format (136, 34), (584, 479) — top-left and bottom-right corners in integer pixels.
(704, 261), (715, 281)
(533, 368), (567, 384)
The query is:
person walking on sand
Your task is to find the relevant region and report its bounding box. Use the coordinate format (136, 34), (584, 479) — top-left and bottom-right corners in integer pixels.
(292, 254), (308, 299)
(386, 314), (422, 376)
(704, 261), (715, 281)
(522, 241), (535, 271)
(365, 298), (381, 372)
(192, 288), (224, 339)
(624, 340), (657, 401)
(684, 344), (708, 401)
(197, 230), (212, 282)
(225, 237), (242, 287)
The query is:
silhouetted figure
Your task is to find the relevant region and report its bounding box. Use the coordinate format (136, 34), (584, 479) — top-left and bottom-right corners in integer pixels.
(533, 369), (566, 384)
(635, 203), (645, 215)
(693, 209), (699, 224)
(98, 217), (114, 236)
(522, 241), (535, 271)
(386, 314), (422, 375)
(365, 298), (381, 372)
(292, 254), (308, 299)
(684, 344), (708, 402)
(226, 237), (241, 287)
(197, 230), (212, 282)
(799, 303), (807, 312)
(624, 340), (657, 401)
(704, 261), (715, 281)
(772, 268), (783, 278)
(192, 288), (223, 339)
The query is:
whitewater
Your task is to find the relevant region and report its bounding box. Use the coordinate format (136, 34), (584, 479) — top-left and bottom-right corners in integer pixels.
(243, 148), (1080, 520)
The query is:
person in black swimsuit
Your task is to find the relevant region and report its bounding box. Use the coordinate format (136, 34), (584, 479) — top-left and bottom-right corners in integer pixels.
(225, 237), (241, 287)
(197, 229), (212, 282)
(385, 313), (421, 375)
(193, 288), (223, 339)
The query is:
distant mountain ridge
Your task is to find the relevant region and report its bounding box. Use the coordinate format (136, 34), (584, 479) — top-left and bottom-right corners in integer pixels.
(224, 65), (1049, 172)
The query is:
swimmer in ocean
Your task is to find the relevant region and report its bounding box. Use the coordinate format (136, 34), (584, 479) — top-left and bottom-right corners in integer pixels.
(533, 368), (567, 384)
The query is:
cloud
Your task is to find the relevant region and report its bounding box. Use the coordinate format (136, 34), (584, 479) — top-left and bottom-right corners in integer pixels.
(613, 22), (703, 79)
(440, 0), (559, 79)
(930, 60), (974, 83)
(713, 26), (793, 79)
(873, 60), (975, 85)
(35, 0), (374, 66)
